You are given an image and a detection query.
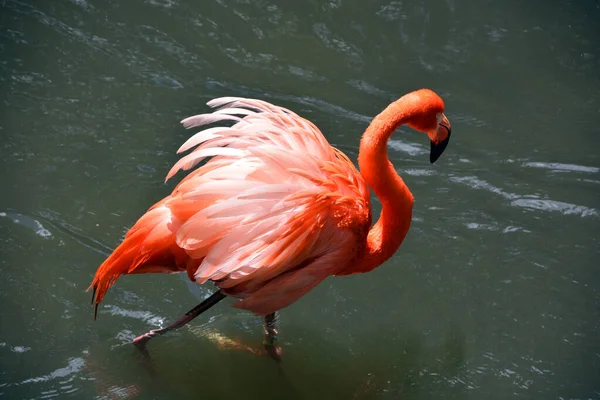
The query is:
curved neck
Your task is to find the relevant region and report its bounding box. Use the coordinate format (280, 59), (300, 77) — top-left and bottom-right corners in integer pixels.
(351, 98), (416, 274)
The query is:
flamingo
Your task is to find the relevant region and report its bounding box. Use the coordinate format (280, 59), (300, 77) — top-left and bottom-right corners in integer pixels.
(89, 88), (452, 360)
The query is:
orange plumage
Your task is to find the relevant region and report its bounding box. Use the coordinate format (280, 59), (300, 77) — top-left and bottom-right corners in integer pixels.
(90, 89), (451, 319)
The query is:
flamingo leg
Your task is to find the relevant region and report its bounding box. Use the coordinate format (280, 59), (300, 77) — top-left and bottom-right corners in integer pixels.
(133, 290), (226, 352)
(263, 312), (282, 362)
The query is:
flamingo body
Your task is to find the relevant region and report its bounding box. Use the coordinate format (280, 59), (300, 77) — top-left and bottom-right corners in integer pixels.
(90, 89), (451, 319)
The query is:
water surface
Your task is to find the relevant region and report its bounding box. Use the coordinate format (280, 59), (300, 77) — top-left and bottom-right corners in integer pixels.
(1, 0), (599, 398)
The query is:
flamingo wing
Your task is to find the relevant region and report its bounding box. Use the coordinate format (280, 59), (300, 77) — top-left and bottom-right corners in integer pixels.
(165, 97), (372, 314)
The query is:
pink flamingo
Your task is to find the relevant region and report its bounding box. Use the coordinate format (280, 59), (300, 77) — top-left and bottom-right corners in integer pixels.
(89, 89), (452, 360)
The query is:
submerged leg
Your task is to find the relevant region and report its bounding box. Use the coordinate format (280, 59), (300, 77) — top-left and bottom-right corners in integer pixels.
(263, 312), (282, 362)
(133, 290), (227, 351)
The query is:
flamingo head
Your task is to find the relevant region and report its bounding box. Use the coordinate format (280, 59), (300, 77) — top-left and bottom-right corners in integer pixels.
(404, 89), (452, 163)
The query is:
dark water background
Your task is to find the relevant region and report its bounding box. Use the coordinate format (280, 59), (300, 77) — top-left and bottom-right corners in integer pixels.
(1, 0), (599, 398)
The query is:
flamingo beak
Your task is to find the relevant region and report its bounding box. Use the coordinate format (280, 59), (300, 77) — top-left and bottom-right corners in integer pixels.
(430, 114), (451, 163)
(430, 126), (451, 163)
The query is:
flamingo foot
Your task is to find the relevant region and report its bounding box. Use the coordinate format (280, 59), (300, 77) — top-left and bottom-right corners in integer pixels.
(263, 341), (282, 363)
(263, 312), (282, 363)
(133, 331), (155, 348)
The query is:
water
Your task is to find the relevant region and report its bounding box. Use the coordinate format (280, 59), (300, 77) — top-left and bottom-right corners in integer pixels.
(1, 0), (599, 398)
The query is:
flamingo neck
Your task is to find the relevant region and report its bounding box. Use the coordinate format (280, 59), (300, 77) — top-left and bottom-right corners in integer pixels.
(352, 97), (416, 273)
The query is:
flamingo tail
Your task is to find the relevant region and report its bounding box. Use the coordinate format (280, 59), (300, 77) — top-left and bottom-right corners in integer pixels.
(88, 205), (185, 318)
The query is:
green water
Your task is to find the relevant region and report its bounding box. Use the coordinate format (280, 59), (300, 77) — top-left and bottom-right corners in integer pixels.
(1, 0), (599, 398)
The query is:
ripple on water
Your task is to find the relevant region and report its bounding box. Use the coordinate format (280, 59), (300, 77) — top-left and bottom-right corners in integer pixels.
(0, 356), (88, 399)
(404, 168), (435, 176)
(0, 211), (52, 238)
(20, 357), (85, 385)
(449, 176), (519, 200)
(115, 330), (136, 346)
(146, 0), (177, 8)
(447, 113), (490, 128)
(388, 139), (427, 156)
(449, 176), (598, 217)
(102, 305), (164, 326)
(312, 23), (364, 68)
(148, 73), (183, 89)
(39, 389), (59, 399)
(11, 345), (31, 353)
(511, 198), (598, 217)
(288, 66), (327, 82)
(69, 0), (92, 10)
(465, 222), (496, 231)
(523, 161), (600, 174)
(464, 222), (529, 233)
(347, 79), (393, 99)
(136, 164), (157, 173)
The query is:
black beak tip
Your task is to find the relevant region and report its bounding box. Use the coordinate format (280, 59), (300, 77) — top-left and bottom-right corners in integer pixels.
(430, 129), (451, 164)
